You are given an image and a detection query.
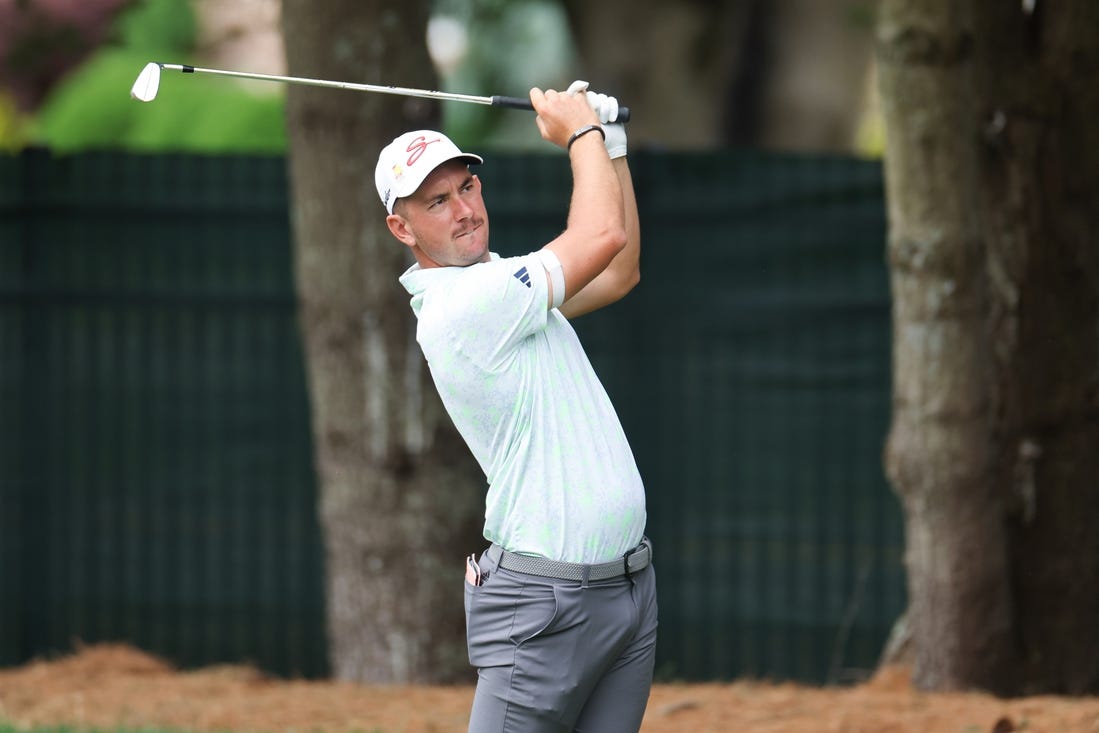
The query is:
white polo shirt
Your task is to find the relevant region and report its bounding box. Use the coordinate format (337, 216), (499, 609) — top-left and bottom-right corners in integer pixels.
(399, 252), (646, 564)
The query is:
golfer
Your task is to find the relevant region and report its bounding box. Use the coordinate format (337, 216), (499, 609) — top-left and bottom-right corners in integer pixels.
(376, 81), (655, 733)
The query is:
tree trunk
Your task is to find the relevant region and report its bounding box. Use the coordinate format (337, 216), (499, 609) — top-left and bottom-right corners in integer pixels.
(878, 0), (1099, 695)
(750, 0), (875, 152)
(563, 0), (873, 152)
(281, 0), (484, 684)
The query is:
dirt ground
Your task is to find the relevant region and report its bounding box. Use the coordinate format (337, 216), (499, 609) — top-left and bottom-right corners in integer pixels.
(2, 644), (1098, 733)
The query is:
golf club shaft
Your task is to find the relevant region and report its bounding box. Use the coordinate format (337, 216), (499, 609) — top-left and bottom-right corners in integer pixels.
(159, 64), (631, 122)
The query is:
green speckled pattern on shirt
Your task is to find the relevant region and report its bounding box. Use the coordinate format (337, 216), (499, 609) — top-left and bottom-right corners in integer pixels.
(400, 252), (646, 563)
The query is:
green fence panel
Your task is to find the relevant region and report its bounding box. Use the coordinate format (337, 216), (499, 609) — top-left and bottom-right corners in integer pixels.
(636, 151), (902, 683)
(0, 148), (903, 684)
(0, 150), (327, 677)
(0, 152), (23, 665)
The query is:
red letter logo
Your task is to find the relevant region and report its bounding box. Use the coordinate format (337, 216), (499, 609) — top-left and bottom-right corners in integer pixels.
(405, 136), (441, 166)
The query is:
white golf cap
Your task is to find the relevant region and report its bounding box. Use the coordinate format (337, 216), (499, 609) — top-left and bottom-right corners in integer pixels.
(375, 130), (482, 214)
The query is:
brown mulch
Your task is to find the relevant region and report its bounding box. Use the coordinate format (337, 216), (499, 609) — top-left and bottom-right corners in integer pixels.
(1, 644), (1098, 733)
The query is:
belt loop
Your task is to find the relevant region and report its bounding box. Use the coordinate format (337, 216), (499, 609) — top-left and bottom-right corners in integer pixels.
(581, 564), (590, 589)
(623, 539), (645, 584)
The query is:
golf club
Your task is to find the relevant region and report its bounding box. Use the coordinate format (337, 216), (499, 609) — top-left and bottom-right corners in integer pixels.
(130, 62), (631, 122)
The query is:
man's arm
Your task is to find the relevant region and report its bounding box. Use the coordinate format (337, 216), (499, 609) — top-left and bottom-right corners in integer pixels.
(558, 156), (640, 319)
(530, 87), (628, 305)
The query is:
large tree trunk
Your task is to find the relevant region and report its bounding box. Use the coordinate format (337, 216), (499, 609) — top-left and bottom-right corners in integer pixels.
(563, 0), (873, 152)
(878, 0), (1099, 695)
(281, 0), (484, 683)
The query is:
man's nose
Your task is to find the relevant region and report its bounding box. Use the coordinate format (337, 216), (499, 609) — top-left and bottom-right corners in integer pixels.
(450, 194), (473, 218)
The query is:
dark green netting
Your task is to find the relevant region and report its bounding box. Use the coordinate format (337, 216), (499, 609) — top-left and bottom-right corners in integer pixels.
(0, 148), (903, 683)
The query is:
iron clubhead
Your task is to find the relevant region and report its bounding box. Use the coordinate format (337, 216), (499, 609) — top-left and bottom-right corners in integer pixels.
(130, 62), (161, 102)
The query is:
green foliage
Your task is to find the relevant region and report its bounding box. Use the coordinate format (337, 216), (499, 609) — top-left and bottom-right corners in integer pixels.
(34, 49), (286, 153)
(0, 92), (29, 151)
(28, 0), (286, 153)
(113, 0), (196, 53)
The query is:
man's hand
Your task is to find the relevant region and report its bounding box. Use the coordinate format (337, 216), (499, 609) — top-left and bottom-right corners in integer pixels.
(584, 89), (627, 159)
(530, 84), (601, 150)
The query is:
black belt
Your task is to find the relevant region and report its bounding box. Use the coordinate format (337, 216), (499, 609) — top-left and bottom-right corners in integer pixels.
(487, 538), (651, 582)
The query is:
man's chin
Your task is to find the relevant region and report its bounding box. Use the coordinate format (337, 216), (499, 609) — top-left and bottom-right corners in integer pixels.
(464, 251), (491, 267)
(459, 239), (490, 265)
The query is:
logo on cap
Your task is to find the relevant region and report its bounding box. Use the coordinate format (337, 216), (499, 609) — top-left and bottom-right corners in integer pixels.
(405, 135), (442, 167)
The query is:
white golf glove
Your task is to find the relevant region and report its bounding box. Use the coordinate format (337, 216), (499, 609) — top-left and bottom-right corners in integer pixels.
(566, 80), (627, 160)
(586, 90), (627, 159)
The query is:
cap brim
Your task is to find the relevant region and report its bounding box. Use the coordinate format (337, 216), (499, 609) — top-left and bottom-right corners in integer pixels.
(392, 152), (483, 200)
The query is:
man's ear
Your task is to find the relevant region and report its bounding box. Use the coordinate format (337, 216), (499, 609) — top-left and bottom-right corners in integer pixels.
(386, 213), (416, 248)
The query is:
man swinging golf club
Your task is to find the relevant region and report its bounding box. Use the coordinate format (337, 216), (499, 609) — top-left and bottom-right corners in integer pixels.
(376, 81), (656, 733)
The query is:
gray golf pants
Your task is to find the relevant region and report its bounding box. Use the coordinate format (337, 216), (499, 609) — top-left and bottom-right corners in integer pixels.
(464, 544), (658, 733)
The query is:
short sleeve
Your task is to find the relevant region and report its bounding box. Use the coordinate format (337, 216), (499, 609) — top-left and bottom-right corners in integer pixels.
(442, 253), (551, 369)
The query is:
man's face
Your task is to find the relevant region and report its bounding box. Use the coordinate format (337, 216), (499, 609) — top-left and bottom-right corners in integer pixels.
(388, 160), (490, 269)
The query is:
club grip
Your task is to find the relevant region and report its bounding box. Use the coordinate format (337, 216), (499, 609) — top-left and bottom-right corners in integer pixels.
(491, 95), (632, 123)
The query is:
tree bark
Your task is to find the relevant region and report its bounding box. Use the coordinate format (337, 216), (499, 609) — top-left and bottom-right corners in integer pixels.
(754, 0), (875, 152)
(563, 0), (873, 152)
(878, 0), (1099, 695)
(281, 0), (484, 684)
